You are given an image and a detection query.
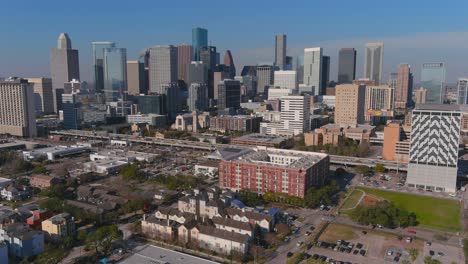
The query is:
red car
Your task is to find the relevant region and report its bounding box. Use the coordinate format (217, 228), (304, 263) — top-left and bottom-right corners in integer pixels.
(407, 230), (417, 234)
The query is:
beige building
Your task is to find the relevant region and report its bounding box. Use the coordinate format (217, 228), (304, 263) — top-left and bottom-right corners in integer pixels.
(305, 125), (343, 146)
(173, 112), (210, 132)
(414, 87), (427, 105)
(41, 213), (75, 241)
(335, 84), (366, 127)
(365, 85), (394, 121)
(382, 121), (410, 162)
(27, 78), (54, 114)
(0, 78), (36, 137)
(127, 61), (145, 95)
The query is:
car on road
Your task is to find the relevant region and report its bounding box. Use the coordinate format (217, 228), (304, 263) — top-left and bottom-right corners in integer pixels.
(393, 256), (400, 262)
(284, 237), (290, 242)
(406, 237), (413, 243)
(407, 230), (417, 234)
(287, 252), (293, 258)
(429, 250), (434, 256)
(296, 241), (304, 246)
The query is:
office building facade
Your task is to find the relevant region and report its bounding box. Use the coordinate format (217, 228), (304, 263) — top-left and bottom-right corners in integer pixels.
(338, 48), (356, 84)
(103, 48), (127, 102)
(92, 42), (115, 94)
(127, 60), (146, 95)
(458, 78), (468, 104)
(192, 27), (208, 61)
(50, 33), (80, 112)
(364, 42), (384, 85)
(27, 78), (54, 114)
(224, 50), (236, 78)
(275, 34), (287, 70)
(0, 78), (36, 137)
(321, 56), (330, 95)
(395, 64), (413, 109)
(217, 80), (241, 110)
(420, 63), (446, 104)
(177, 44), (192, 83)
(256, 65), (274, 94)
(188, 83), (209, 111)
(149, 45), (178, 94)
(133, 95), (166, 115)
(187, 61), (208, 85)
(303, 47), (322, 96)
(407, 105), (461, 192)
(274, 70), (297, 89)
(335, 84), (366, 127)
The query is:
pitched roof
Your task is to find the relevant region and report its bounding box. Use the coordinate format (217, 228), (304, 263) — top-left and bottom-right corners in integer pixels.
(225, 208), (272, 222)
(197, 225), (249, 244)
(212, 216), (253, 232)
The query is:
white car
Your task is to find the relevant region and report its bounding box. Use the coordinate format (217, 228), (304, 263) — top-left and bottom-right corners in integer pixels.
(387, 250), (393, 256)
(296, 241), (304, 246)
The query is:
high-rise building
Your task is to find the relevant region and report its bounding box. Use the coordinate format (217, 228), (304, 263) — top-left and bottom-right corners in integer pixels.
(407, 105), (461, 193)
(275, 34), (287, 70)
(338, 48), (356, 84)
(200, 46), (217, 98)
(62, 93), (80, 129)
(364, 42), (384, 85)
(279, 95), (311, 135)
(133, 95), (166, 115)
(187, 61), (208, 85)
(457, 78), (468, 104)
(285, 56), (293, 70)
(242, 75), (257, 97)
(27, 78), (54, 114)
(188, 83), (209, 111)
(149, 45), (178, 94)
(256, 65), (274, 94)
(321, 56), (330, 95)
(388, 73), (398, 90)
(223, 50), (236, 78)
(217, 79), (241, 110)
(395, 64), (413, 109)
(335, 84), (366, 127)
(50, 33), (80, 112)
(0, 78), (36, 137)
(92, 41), (115, 94)
(213, 66), (230, 100)
(365, 85), (394, 123)
(192, 27), (208, 61)
(177, 44), (192, 83)
(103, 48), (127, 102)
(273, 70), (297, 89)
(161, 83), (180, 119)
(421, 63), (445, 104)
(127, 61), (146, 95)
(414, 88), (427, 105)
(303, 47), (322, 96)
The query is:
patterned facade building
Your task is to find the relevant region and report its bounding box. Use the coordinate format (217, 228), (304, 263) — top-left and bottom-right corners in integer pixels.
(407, 105), (461, 192)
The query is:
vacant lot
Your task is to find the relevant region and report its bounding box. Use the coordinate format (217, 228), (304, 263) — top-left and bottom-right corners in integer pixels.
(356, 187), (461, 232)
(341, 189), (364, 210)
(319, 223), (358, 242)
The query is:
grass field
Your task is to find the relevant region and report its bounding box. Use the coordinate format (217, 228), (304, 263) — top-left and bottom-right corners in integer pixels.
(319, 223), (358, 243)
(341, 189), (364, 210)
(356, 187), (461, 232)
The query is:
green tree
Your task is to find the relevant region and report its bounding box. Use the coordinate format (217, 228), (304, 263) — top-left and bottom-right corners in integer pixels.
(374, 164), (386, 173)
(120, 164), (143, 181)
(356, 165), (370, 176)
(409, 248), (419, 262)
(86, 225), (122, 255)
(32, 164), (47, 174)
(15, 159), (33, 173)
(424, 256), (441, 264)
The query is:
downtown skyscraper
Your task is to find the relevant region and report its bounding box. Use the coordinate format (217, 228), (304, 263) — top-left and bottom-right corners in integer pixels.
(395, 64), (413, 109)
(149, 45), (178, 94)
(364, 42), (384, 85)
(50, 33), (80, 112)
(223, 50), (236, 79)
(192, 27), (208, 61)
(275, 34), (287, 70)
(177, 44), (192, 83)
(421, 63), (445, 104)
(337, 48), (356, 84)
(92, 41), (115, 94)
(303, 47), (322, 96)
(103, 47), (127, 102)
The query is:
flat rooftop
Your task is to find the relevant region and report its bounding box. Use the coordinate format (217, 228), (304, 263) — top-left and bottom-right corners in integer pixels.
(120, 244), (219, 264)
(232, 133), (291, 144)
(415, 104), (462, 112)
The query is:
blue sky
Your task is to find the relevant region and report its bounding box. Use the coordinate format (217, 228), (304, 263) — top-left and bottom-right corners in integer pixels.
(1, 0), (468, 84)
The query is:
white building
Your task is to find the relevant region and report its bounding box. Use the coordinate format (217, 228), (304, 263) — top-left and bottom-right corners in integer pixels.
(364, 42), (384, 85)
(273, 70), (297, 89)
(149, 45), (178, 94)
(267, 87), (296, 100)
(303, 48), (322, 96)
(187, 82), (208, 111)
(22, 145), (90, 161)
(127, 114), (166, 128)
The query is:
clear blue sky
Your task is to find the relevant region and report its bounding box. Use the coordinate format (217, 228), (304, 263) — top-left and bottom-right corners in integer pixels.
(2, 0), (468, 83)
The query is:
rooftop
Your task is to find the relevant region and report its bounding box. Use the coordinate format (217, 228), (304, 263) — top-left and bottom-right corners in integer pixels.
(120, 244), (219, 264)
(414, 104), (462, 112)
(232, 133), (291, 144)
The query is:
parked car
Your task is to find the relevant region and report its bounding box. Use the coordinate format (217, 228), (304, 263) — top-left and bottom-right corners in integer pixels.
(360, 249), (366, 256)
(437, 252), (444, 257)
(429, 250), (435, 256)
(353, 250), (359, 255)
(387, 250), (393, 256)
(287, 252), (293, 258)
(425, 241), (432, 246)
(407, 230), (417, 234)
(296, 241), (304, 246)
(356, 243), (363, 249)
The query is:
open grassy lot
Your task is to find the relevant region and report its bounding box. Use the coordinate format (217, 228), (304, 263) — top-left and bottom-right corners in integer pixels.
(341, 189), (364, 210)
(319, 223), (358, 243)
(356, 187), (461, 232)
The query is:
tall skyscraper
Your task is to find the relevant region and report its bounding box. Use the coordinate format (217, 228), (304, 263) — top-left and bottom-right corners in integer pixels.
(457, 78), (468, 104)
(127, 61), (146, 95)
(365, 85), (394, 123)
(50, 33), (80, 112)
(0, 78), (36, 137)
(192, 27), (208, 61)
(103, 48), (127, 102)
(223, 50), (236, 78)
(27, 78), (54, 114)
(200, 46), (217, 98)
(177, 44), (192, 83)
(388, 73), (398, 90)
(364, 42), (384, 85)
(421, 63), (445, 104)
(188, 83), (209, 111)
(303, 47), (322, 96)
(256, 65), (274, 94)
(62, 93), (80, 129)
(279, 95), (310, 135)
(407, 105), (461, 193)
(217, 79), (241, 110)
(338, 48), (356, 84)
(162, 83), (180, 119)
(149, 45), (178, 94)
(321, 56), (330, 95)
(133, 95), (166, 115)
(187, 61), (209, 85)
(275, 34), (287, 70)
(92, 42), (115, 94)
(395, 64), (413, 109)
(335, 84), (366, 127)
(213, 65), (230, 100)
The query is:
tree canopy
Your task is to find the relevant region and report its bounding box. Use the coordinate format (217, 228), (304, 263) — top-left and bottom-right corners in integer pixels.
(350, 200), (417, 228)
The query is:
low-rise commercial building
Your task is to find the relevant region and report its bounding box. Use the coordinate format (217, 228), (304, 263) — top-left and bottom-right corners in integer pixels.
(22, 145), (90, 161)
(230, 133), (293, 148)
(210, 115), (262, 133)
(127, 114), (166, 128)
(30, 175), (61, 189)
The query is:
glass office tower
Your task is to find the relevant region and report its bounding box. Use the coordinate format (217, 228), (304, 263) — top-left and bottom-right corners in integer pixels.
(103, 48), (127, 102)
(92, 42), (115, 93)
(421, 63), (445, 104)
(192, 27), (208, 61)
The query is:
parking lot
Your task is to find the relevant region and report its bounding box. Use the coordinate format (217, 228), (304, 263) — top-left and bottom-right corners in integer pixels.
(423, 241), (464, 264)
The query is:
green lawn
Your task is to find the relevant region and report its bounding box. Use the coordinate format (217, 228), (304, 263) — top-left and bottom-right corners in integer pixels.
(356, 187), (461, 232)
(341, 189), (363, 210)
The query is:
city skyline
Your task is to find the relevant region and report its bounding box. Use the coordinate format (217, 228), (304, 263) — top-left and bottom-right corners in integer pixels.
(2, 1), (468, 84)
